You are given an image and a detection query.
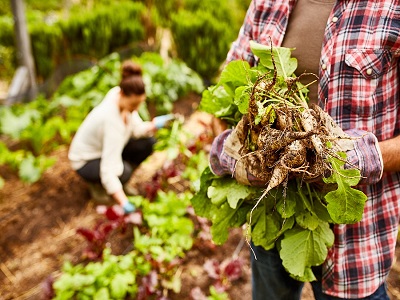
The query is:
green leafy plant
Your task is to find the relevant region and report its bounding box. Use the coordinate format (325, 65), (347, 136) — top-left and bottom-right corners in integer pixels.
(52, 248), (150, 300)
(51, 189), (196, 299)
(170, 0), (247, 83)
(0, 51), (203, 186)
(0, 141), (55, 183)
(0, 1), (147, 79)
(134, 52), (204, 115)
(136, 190), (194, 262)
(154, 118), (194, 160)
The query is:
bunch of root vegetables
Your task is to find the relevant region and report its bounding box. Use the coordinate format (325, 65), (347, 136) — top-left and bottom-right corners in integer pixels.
(235, 76), (354, 196)
(193, 42), (367, 281)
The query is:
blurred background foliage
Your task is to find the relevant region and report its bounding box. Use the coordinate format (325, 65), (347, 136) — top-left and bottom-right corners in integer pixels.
(0, 0), (251, 86)
(0, 0), (254, 184)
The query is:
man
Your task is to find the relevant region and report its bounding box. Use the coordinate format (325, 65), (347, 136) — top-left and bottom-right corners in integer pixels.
(210, 1), (400, 299)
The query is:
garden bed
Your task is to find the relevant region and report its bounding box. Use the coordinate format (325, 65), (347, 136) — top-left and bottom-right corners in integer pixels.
(0, 94), (399, 299)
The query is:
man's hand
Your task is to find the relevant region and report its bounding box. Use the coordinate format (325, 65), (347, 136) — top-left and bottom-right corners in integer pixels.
(209, 116), (269, 186)
(312, 104), (383, 185)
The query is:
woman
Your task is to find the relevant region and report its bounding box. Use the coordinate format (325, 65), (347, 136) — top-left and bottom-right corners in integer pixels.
(69, 60), (172, 213)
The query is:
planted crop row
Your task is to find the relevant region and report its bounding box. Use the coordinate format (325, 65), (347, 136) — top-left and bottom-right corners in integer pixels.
(0, 52), (204, 186)
(45, 116), (240, 299)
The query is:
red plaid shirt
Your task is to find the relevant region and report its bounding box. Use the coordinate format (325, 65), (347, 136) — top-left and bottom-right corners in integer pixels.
(226, 0), (400, 298)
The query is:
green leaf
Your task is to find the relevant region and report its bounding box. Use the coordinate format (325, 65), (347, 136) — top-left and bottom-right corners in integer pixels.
(234, 86), (251, 114)
(279, 222), (334, 281)
(199, 87), (237, 119)
(313, 197), (332, 223)
(250, 41), (297, 79)
(276, 197), (297, 218)
(0, 108), (39, 139)
(118, 255), (134, 270)
(218, 60), (251, 86)
(295, 211), (320, 231)
(18, 155), (41, 183)
(208, 285), (230, 300)
(110, 273), (130, 299)
(54, 289), (75, 300)
(190, 167), (219, 219)
(251, 207), (294, 250)
(207, 177), (256, 209)
(323, 156), (367, 224)
(210, 200), (250, 244)
(249, 207), (272, 249)
(94, 287), (110, 300)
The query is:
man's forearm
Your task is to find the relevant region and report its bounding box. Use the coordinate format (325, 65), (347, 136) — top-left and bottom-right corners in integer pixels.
(379, 135), (400, 172)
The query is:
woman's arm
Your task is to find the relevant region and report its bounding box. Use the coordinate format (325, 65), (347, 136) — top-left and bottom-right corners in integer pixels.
(112, 189), (135, 213)
(131, 111), (156, 138)
(112, 189), (129, 206)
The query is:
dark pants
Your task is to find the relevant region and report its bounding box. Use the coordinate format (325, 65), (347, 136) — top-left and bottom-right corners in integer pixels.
(250, 241), (390, 300)
(76, 137), (155, 184)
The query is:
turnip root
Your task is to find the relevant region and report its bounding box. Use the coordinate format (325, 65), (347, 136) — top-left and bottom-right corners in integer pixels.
(300, 109), (325, 155)
(257, 126), (316, 152)
(258, 139), (307, 200)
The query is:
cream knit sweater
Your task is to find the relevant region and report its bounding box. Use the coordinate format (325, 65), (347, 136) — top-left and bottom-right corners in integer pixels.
(68, 86), (154, 194)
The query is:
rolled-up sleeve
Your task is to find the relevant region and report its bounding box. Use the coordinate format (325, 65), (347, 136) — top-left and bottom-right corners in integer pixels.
(131, 111), (154, 139)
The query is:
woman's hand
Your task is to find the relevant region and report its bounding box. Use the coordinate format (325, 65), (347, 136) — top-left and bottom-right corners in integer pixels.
(112, 189), (136, 214)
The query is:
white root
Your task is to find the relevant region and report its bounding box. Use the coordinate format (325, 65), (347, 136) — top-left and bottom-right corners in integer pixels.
(300, 109), (325, 155)
(246, 140), (305, 257)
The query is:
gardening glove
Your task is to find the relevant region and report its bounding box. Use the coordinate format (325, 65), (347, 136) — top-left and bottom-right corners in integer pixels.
(311, 104), (383, 185)
(121, 200), (136, 214)
(153, 114), (175, 129)
(209, 117), (268, 187)
(343, 129), (383, 185)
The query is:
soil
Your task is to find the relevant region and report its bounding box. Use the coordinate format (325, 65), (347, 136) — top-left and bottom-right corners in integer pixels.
(0, 94), (399, 300)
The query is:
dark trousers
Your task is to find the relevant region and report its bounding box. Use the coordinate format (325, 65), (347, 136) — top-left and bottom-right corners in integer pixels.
(250, 241), (390, 300)
(76, 137), (155, 184)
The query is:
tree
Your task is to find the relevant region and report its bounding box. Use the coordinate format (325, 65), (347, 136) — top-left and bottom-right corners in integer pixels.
(7, 0), (37, 104)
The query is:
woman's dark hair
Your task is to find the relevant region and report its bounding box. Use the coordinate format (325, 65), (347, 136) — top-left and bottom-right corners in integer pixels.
(119, 60), (145, 96)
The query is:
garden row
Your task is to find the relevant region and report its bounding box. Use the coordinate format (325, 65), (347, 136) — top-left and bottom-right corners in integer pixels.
(0, 52), (203, 187)
(44, 118), (238, 299)
(0, 47), (246, 299)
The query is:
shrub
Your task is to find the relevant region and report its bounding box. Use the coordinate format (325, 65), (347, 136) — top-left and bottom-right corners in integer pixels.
(30, 23), (62, 79)
(170, 0), (247, 83)
(0, 2), (148, 80)
(59, 2), (146, 59)
(171, 9), (234, 83)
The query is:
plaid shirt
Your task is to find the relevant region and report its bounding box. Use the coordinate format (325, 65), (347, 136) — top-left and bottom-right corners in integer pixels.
(224, 0), (400, 298)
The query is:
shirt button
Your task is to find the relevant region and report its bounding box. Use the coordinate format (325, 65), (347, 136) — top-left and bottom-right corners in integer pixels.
(332, 16), (338, 23)
(366, 68), (373, 75)
(321, 64), (327, 70)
